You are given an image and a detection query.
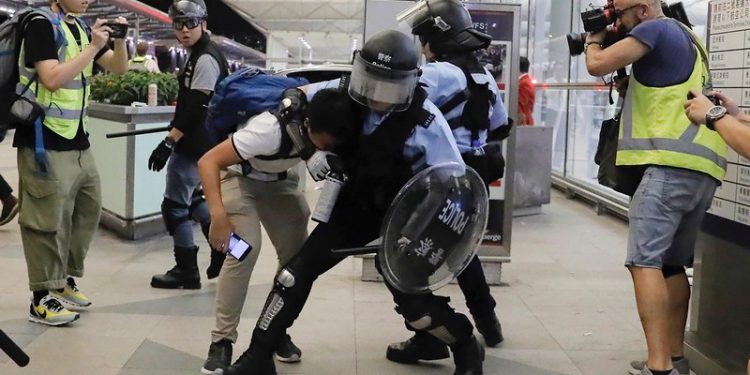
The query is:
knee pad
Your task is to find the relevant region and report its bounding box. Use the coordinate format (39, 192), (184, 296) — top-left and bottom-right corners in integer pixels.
(398, 296), (472, 345)
(257, 267), (298, 331)
(161, 198), (190, 235)
(662, 265), (686, 278)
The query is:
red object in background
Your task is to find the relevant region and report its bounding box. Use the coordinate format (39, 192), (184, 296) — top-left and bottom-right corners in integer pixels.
(497, 82), (505, 91)
(518, 73), (536, 125)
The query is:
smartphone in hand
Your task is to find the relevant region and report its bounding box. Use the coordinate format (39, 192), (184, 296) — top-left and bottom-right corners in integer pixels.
(227, 233), (253, 261)
(105, 23), (128, 39)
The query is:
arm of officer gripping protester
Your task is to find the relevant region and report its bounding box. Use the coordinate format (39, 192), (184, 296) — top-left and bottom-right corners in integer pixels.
(585, 32), (649, 77)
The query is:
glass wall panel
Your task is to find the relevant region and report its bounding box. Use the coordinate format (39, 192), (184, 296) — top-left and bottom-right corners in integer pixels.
(528, 0), (572, 173)
(538, 88), (568, 172)
(566, 89), (616, 184)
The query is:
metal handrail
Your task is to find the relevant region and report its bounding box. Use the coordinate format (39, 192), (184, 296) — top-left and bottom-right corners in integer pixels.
(534, 81), (610, 90)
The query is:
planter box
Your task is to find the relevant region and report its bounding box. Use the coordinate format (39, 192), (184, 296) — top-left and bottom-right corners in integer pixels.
(88, 103), (174, 240)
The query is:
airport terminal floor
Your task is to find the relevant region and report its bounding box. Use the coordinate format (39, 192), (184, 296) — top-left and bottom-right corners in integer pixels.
(0, 137), (690, 375)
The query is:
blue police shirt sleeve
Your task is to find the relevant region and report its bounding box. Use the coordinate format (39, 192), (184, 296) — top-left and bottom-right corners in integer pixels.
(304, 78), (340, 101)
(419, 63), (467, 110)
(405, 101), (464, 172)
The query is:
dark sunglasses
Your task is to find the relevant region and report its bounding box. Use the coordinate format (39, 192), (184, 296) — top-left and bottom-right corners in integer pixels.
(172, 18), (202, 30)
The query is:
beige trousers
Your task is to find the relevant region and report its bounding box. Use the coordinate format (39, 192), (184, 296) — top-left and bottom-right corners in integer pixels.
(211, 169), (310, 343)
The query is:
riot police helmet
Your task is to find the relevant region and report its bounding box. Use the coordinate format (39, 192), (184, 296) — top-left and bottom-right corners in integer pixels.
(349, 30), (421, 113)
(397, 0), (491, 54)
(169, 0), (208, 22)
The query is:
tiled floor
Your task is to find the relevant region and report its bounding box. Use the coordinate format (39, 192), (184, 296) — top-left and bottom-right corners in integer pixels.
(0, 135), (658, 374)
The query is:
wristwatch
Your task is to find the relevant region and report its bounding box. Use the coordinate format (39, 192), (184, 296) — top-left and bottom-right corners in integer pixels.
(164, 136), (176, 149)
(705, 105), (727, 131)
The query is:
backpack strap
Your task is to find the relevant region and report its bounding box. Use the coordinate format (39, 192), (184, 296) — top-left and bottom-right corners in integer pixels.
(670, 19), (711, 89)
(254, 119), (299, 161)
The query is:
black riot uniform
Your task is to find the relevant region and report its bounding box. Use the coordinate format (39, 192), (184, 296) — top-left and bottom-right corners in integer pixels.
(225, 30), (485, 375)
(387, 0), (510, 364)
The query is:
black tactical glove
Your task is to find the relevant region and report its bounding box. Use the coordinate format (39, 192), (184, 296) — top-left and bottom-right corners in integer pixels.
(148, 137), (174, 172)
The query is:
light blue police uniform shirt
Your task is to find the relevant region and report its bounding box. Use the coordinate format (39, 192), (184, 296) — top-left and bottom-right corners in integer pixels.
(419, 62), (508, 154)
(306, 79), (463, 172)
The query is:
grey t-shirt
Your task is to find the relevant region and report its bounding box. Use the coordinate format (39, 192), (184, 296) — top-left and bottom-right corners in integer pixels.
(190, 54), (220, 91)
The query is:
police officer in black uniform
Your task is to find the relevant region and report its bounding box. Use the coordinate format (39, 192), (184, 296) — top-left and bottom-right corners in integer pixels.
(225, 30), (485, 375)
(387, 0), (509, 364)
(148, 0), (230, 289)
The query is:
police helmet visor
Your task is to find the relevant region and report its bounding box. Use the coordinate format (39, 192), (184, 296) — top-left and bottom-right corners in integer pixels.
(172, 18), (202, 30)
(397, 0), (451, 34)
(348, 54), (419, 112)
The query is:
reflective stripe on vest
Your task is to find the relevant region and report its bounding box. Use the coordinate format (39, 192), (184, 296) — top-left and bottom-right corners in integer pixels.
(17, 17), (92, 140)
(617, 27), (727, 181)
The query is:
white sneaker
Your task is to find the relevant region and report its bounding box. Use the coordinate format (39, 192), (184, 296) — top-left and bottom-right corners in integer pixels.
(28, 295), (80, 326)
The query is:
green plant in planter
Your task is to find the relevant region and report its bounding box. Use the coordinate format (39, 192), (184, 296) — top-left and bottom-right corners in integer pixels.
(90, 71), (178, 106)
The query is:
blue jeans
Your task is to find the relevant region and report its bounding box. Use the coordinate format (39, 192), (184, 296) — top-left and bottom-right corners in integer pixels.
(626, 166), (717, 268)
(163, 152), (210, 248)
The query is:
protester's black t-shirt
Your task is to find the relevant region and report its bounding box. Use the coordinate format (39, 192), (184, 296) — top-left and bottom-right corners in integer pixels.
(13, 17), (109, 151)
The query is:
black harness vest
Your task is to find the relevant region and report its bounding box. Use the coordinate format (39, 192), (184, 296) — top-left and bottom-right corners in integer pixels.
(341, 86), (434, 212)
(437, 54), (496, 146)
(173, 33), (230, 158)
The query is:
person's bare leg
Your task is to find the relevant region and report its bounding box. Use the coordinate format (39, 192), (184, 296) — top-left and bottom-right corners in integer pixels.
(665, 272), (690, 358)
(630, 266), (673, 371)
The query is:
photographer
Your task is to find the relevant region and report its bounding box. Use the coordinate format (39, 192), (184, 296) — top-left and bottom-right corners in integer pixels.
(13, 0), (128, 326)
(584, 1), (727, 375)
(685, 90), (750, 159)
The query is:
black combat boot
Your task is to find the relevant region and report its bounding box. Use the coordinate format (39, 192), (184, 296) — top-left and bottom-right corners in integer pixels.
(386, 330), (449, 364)
(151, 246), (201, 289)
(225, 348), (276, 375)
(451, 335), (484, 375)
(472, 312), (503, 347)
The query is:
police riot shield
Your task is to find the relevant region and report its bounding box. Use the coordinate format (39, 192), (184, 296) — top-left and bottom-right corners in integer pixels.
(378, 162), (488, 294)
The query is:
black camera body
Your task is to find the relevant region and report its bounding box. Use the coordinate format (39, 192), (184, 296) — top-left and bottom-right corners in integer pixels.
(568, 1), (691, 56)
(567, 0), (620, 56)
(581, 0), (617, 33)
(105, 23), (128, 39)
